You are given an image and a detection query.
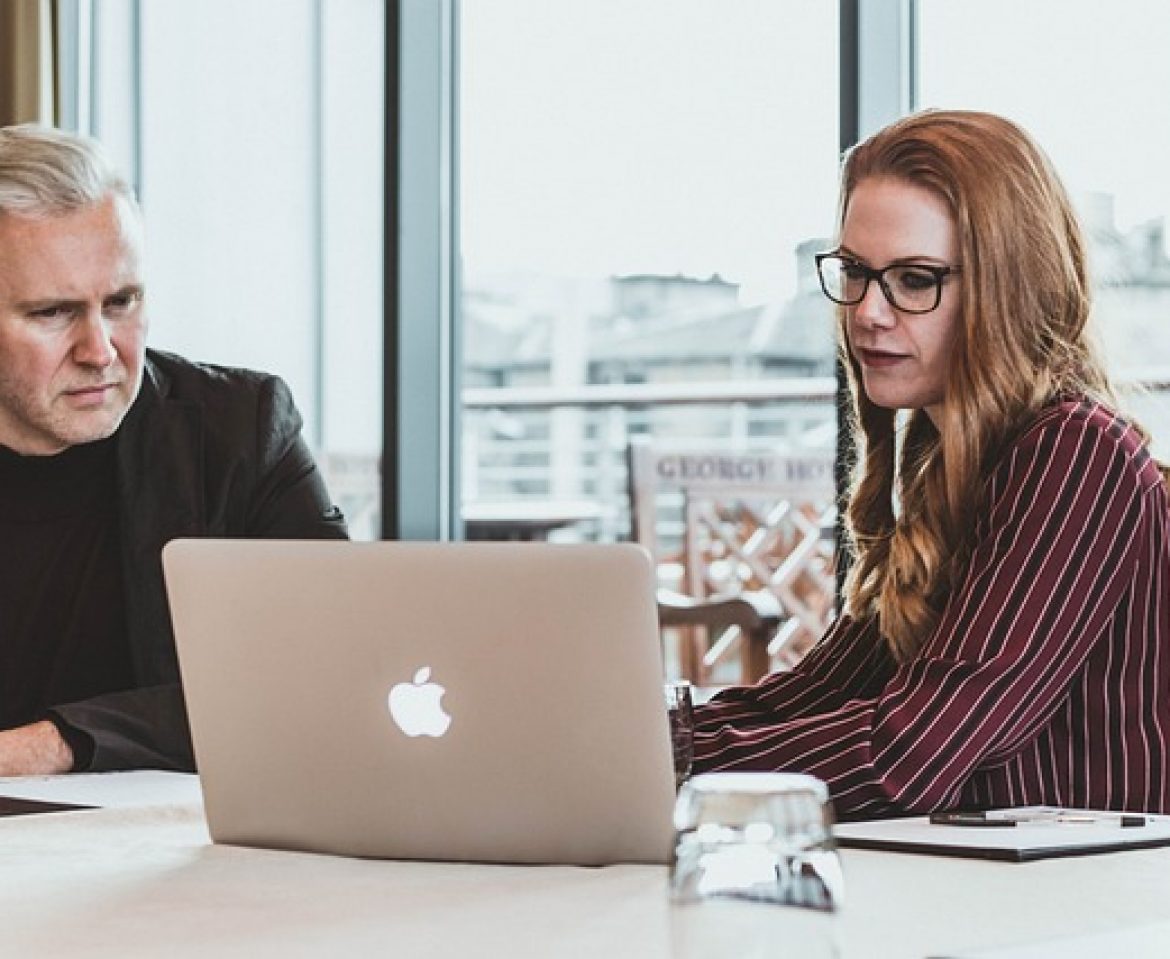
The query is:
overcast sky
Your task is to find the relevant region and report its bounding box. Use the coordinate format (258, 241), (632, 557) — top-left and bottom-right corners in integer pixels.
(917, 0), (1170, 234)
(460, 1), (1170, 304)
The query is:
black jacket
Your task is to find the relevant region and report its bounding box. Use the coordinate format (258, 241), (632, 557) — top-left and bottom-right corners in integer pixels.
(51, 349), (349, 771)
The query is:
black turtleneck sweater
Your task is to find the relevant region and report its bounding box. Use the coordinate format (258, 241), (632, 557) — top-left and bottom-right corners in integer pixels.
(0, 436), (134, 763)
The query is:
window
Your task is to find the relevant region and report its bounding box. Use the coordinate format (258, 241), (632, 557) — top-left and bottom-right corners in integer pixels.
(458, 0), (841, 543)
(92, 0), (385, 538)
(917, 0), (1170, 458)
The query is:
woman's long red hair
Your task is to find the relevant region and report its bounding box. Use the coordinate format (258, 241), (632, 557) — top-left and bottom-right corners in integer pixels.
(837, 110), (1145, 661)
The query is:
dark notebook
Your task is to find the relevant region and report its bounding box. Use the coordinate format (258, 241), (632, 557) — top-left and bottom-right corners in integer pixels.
(834, 806), (1170, 862)
(0, 795), (93, 817)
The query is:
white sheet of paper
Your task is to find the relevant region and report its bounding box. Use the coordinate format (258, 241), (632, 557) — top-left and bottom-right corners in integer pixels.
(835, 805), (1170, 860)
(0, 770), (202, 809)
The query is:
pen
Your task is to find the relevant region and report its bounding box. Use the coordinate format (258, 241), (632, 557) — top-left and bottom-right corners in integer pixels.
(929, 810), (1147, 828)
(929, 812), (1018, 827)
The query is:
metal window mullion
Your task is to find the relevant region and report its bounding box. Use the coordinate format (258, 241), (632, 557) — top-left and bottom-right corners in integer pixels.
(310, 0), (326, 451)
(130, 0), (143, 202)
(53, 0), (95, 132)
(836, 0), (913, 602)
(386, 0), (458, 541)
(856, 0), (913, 140)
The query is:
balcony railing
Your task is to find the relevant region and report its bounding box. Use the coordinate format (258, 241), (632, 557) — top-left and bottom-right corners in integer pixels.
(322, 373), (1170, 545)
(463, 377), (839, 546)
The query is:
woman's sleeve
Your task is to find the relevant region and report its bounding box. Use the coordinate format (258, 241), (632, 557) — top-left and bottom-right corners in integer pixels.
(692, 408), (1150, 819)
(693, 613), (893, 731)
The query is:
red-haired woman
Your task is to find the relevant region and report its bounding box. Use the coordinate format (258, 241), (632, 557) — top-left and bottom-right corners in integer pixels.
(692, 110), (1170, 819)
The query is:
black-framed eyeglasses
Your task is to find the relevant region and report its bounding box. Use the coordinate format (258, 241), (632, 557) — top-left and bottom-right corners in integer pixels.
(814, 252), (962, 314)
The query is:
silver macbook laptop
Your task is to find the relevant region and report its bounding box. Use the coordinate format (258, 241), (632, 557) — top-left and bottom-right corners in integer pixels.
(162, 539), (677, 865)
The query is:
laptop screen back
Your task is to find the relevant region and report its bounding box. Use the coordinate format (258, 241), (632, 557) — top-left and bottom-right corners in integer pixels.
(162, 539), (676, 865)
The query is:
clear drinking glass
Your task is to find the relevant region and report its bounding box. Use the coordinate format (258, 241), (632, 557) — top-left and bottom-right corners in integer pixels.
(669, 772), (844, 957)
(664, 681), (695, 788)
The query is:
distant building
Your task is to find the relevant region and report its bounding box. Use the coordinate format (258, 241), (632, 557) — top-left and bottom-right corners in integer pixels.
(464, 195), (1170, 389)
(461, 199), (1170, 504)
(464, 244), (838, 393)
(1082, 193), (1170, 375)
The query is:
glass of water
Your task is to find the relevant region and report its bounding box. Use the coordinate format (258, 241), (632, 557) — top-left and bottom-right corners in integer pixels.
(669, 772), (844, 957)
(664, 681), (695, 788)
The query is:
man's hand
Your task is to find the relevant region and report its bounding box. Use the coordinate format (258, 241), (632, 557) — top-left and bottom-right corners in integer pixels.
(0, 721), (74, 776)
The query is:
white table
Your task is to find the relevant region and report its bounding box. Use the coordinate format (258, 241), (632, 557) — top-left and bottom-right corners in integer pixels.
(2, 774), (1170, 958)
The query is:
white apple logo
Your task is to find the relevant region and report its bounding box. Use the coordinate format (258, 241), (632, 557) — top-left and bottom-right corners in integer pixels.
(387, 666), (452, 737)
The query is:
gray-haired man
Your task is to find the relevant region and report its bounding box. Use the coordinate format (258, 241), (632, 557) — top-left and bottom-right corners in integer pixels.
(0, 125), (347, 774)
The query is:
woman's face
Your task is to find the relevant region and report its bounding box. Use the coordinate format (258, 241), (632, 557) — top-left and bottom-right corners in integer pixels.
(840, 176), (962, 426)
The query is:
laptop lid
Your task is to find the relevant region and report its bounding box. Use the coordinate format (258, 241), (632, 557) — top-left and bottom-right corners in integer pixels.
(162, 539), (676, 865)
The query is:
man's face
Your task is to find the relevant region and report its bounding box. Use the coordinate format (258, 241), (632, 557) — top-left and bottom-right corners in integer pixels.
(0, 195), (148, 455)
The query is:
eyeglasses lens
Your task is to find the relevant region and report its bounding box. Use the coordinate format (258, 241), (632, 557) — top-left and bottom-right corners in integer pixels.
(818, 256), (941, 313)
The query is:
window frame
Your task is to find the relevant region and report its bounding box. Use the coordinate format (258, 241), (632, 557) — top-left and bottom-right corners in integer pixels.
(73, 0), (916, 541)
(385, 0), (460, 540)
(388, 0), (912, 541)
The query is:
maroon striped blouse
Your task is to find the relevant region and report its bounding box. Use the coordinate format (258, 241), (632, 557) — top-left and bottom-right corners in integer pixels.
(692, 398), (1170, 819)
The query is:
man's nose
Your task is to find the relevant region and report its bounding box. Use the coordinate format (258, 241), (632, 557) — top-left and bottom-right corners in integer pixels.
(72, 309), (117, 368)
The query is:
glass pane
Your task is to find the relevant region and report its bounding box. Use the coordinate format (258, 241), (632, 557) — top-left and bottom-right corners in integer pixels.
(917, 0), (1170, 460)
(459, 0), (840, 681)
(95, 0), (384, 539)
(459, 0), (840, 543)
